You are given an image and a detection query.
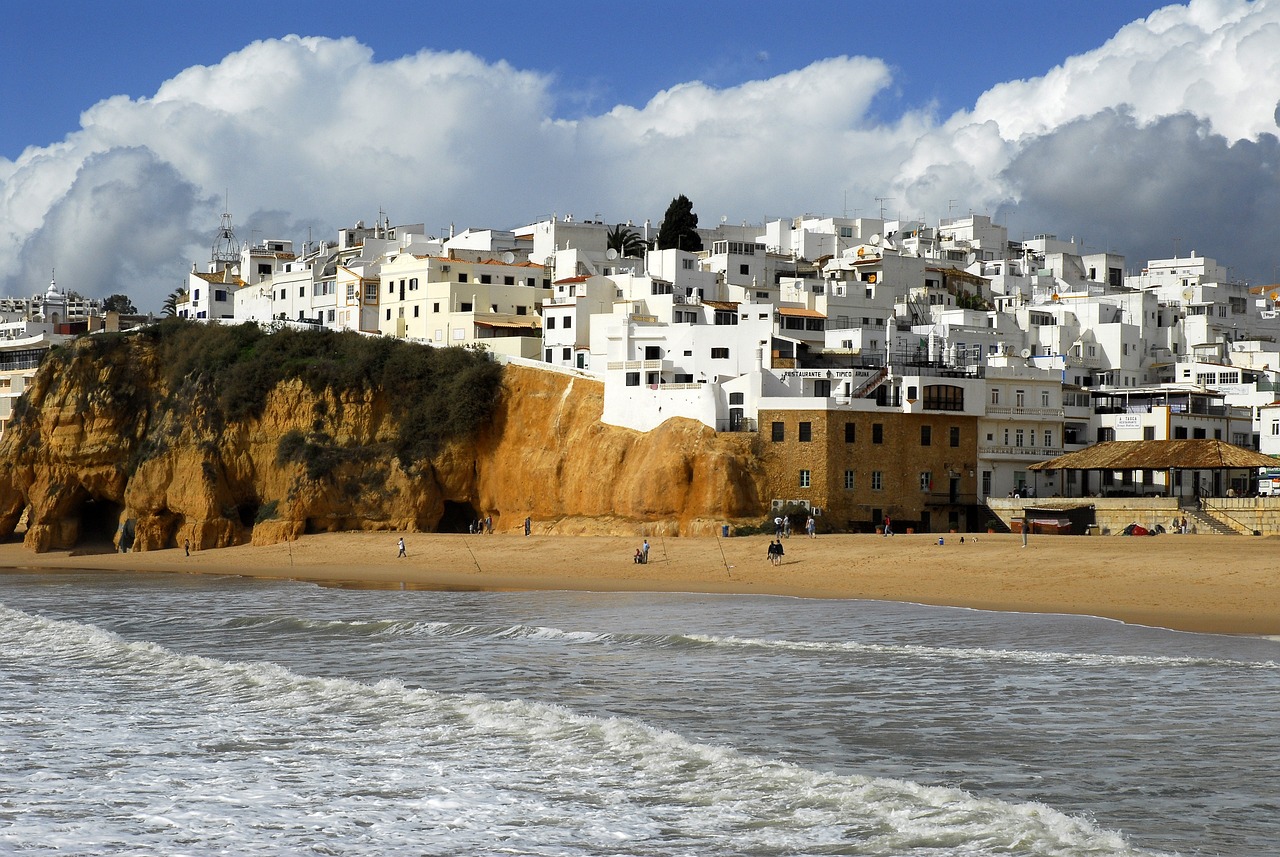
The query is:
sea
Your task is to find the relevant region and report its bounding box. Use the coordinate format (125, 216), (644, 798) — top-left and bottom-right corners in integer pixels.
(2, 569), (1277, 857)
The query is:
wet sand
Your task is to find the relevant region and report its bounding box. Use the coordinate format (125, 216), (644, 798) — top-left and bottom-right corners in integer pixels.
(2, 531), (1277, 636)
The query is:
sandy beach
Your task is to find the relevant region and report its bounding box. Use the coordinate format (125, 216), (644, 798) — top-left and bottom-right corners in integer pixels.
(1, 531), (1276, 635)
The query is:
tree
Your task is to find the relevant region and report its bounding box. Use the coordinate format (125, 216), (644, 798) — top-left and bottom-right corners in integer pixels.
(607, 223), (648, 258)
(102, 293), (137, 315)
(656, 194), (702, 252)
(162, 289), (187, 317)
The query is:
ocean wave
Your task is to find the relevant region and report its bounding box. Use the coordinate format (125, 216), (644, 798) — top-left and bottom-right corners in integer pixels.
(0, 603), (1157, 856)
(206, 612), (1280, 671)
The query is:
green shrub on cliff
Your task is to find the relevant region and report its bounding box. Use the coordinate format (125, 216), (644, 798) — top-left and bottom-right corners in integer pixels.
(128, 319), (502, 471)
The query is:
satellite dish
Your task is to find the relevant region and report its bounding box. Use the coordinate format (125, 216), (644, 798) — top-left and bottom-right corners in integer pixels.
(606, 248), (618, 260)
(1020, 348), (1032, 358)
(869, 234), (881, 246)
(502, 251), (516, 264)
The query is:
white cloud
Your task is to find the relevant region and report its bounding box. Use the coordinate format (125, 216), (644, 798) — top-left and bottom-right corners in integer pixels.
(5, 0), (1280, 312)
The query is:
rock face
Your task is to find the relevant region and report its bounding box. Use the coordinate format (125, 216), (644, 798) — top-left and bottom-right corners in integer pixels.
(0, 334), (765, 552)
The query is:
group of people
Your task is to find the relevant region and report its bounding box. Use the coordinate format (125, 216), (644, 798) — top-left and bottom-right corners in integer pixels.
(772, 514), (819, 539)
(469, 516), (494, 535)
(1172, 515), (1190, 534)
(633, 539), (650, 564)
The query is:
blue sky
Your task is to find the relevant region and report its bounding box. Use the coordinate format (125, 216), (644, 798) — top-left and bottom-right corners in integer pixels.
(3, 0), (1278, 310)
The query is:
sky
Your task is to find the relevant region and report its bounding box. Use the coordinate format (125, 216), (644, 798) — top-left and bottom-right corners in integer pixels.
(3, 0), (1279, 312)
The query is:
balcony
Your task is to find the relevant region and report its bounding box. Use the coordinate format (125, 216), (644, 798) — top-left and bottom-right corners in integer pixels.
(986, 405), (1065, 419)
(716, 417), (758, 433)
(979, 445), (1061, 459)
(606, 359), (667, 371)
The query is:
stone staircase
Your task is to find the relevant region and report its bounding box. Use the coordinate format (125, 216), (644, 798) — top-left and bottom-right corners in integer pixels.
(1184, 507), (1239, 535)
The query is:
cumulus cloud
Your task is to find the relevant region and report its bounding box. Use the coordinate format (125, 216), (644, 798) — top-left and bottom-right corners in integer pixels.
(4, 0), (1280, 311)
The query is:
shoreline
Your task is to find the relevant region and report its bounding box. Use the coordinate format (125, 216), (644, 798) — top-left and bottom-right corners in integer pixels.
(1, 532), (1277, 636)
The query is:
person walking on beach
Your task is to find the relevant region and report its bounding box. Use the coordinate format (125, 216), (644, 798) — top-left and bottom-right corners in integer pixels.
(397, 537), (406, 558)
(883, 515), (893, 537)
(774, 539), (784, 565)
(806, 515), (816, 538)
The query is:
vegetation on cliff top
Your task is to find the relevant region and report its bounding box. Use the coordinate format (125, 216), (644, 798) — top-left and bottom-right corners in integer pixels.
(38, 319), (504, 473)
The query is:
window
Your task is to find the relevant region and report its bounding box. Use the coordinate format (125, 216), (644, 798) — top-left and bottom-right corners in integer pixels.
(388, 281), (395, 294)
(949, 426), (960, 447)
(730, 392), (744, 405)
(799, 422), (812, 442)
(563, 317), (572, 329)
(413, 306), (420, 318)
(458, 273), (468, 283)
(844, 422), (855, 443)
(545, 349), (552, 362)
(626, 372), (640, 387)
(433, 302), (440, 312)
(871, 471), (883, 490)
(460, 302), (472, 312)
(872, 423), (883, 444)
(409, 278), (418, 291)
(546, 317), (556, 329)
(711, 347), (729, 359)
(844, 470), (855, 490)
(771, 422), (785, 442)
(1041, 390), (1050, 407)
(682, 258), (695, 270)
(799, 470), (811, 488)
(920, 425), (931, 446)
(982, 470), (992, 495)
(385, 309), (391, 321)
(480, 274), (492, 284)
(1143, 426), (1155, 441)
(214, 289), (227, 302)
(814, 380), (830, 397)
(1044, 430), (1053, 448)
(920, 471), (932, 491)
(740, 264), (750, 276)
(299, 287), (305, 298)
(562, 348), (571, 360)
(1015, 429), (1024, 447)
(327, 309), (335, 322)
(923, 385), (964, 411)
(1015, 389), (1026, 407)
(504, 276), (515, 285)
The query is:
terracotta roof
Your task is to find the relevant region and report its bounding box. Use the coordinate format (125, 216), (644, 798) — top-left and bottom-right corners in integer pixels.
(702, 300), (739, 310)
(554, 276), (590, 284)
(191, 271), (245, 286)
(776, 306), (827, 318)
(1029, 439), (1277, 471)
(473, 317), (542, 330)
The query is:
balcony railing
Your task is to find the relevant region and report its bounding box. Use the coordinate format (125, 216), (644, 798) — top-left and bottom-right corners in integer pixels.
(987, 406), (1065, 418)
(717, 417), (758, 433)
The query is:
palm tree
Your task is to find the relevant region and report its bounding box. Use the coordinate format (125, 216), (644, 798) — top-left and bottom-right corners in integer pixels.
(162, 288), (187, 317)
(607, 223), (648, 258)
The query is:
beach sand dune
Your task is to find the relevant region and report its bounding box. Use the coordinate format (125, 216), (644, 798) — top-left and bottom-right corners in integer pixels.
(2, 532), (1275, 636)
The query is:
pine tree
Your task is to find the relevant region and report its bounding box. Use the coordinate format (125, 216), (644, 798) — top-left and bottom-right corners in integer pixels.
(656, 195), (702, 252)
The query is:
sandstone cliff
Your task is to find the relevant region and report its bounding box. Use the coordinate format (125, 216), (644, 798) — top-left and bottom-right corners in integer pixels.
(0, 327), (765, 552)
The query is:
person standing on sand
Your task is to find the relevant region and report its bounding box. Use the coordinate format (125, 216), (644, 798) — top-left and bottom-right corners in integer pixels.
(184, 539), (190, 557)
(397, 537), (406, 558)
(524, 517), (531, 536)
